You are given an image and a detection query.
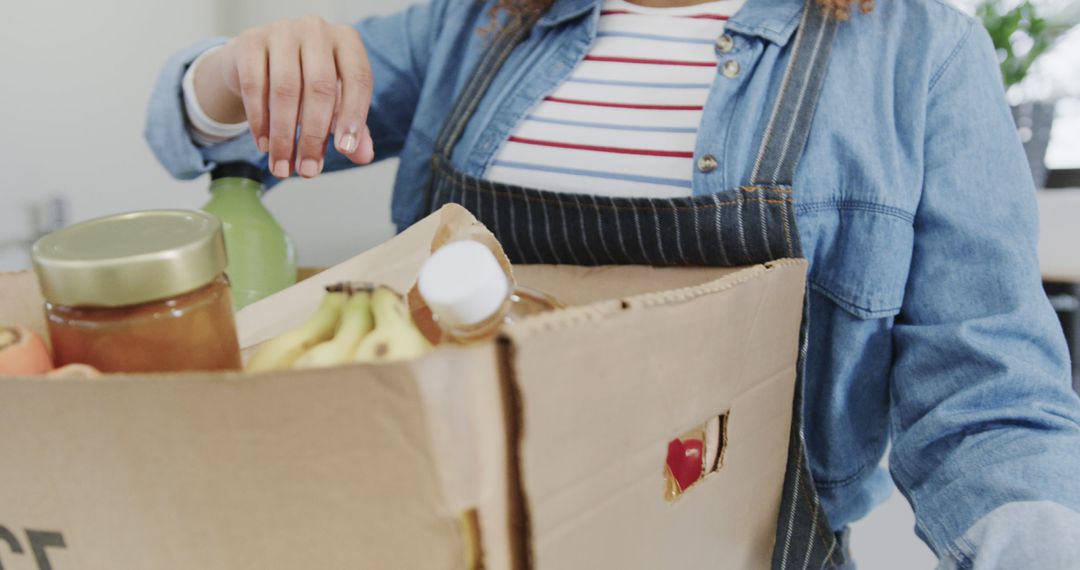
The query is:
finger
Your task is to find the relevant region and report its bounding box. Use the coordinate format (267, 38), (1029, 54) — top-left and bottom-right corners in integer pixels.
(332, 25), (375, 164)
(330, 80), (343, 133)
(267, 27), (302, 179)
(232, 34), (270, 153)
(296, 28), (337, 178)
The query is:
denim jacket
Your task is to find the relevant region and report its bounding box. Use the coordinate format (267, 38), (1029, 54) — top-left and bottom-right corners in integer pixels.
(145, 0), (1080, 566)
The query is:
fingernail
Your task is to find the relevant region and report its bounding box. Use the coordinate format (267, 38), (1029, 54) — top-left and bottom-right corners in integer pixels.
(359, 129), (374, 162)
(257, 136), (269, 153)
(272, 160), (290, 178)
(318, 158), (324, 173)
(299, 159), (319, 178)
(338, 132), (358, 153)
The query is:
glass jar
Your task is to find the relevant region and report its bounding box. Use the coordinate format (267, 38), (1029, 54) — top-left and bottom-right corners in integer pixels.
(31, 210), (242, 373)
(417, 240), (563, 344)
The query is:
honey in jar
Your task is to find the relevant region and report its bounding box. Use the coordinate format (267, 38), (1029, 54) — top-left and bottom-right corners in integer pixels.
(31, 210), (242, 373)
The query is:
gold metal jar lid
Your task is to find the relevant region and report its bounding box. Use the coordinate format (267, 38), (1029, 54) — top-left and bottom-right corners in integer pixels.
(31, 210), (228, 307)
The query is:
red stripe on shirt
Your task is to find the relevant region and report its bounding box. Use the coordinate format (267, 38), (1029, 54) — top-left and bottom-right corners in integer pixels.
(600, 9), (730, 20)
(508, 136), (694, 158)
(543, 96), (705, 111)
(583, 55), (717, 67)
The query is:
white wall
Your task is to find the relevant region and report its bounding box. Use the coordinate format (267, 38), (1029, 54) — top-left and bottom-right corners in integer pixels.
(0, 0), (220, 270)
(0, 0), (408, 272)
(850, 464), (937, 568)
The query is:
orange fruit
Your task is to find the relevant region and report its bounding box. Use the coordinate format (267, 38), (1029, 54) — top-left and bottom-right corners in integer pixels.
(0, 326), (54, 375)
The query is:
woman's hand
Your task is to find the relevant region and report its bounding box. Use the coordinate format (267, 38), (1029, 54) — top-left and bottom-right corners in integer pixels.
(194, 15), (375, 179)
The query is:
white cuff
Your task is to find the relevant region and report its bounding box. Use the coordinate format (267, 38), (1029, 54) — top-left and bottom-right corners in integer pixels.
(182, 46), (250, 146)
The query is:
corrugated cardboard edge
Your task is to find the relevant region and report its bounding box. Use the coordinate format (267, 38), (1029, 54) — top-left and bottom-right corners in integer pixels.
(408, 344), (511, 570)
(500, 260), (806, 341)
(495, 337), (532, 570)
(495, 258), (809, 569)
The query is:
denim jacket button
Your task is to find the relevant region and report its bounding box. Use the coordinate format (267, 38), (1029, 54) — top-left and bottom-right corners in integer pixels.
(716, 34), (734, 53)
(722, 59), (741, 78)
(697, 154), (718, 173)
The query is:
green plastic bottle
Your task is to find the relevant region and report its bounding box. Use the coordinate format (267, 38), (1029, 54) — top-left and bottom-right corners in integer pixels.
(203, 162), (297, 310)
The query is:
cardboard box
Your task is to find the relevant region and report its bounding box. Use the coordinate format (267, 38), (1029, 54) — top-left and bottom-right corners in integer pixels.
(0, 205), (807, 569)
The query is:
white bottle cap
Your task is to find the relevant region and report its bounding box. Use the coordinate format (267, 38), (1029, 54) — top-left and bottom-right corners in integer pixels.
(418, 240), (510, 328)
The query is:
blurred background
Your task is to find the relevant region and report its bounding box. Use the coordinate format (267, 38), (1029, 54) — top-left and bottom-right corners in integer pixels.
(1, 0), (1076, 272)
(0, 0), (1077, 568)
(0, 0), (409, 272)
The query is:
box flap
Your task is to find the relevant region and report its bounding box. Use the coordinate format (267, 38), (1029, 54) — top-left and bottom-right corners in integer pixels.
(0, 204), (520, 569)
(513, 264), (744, 307)
(0, 357), (483, 569)
(236, 204), (505, 350)
(503, 259), (808, 569)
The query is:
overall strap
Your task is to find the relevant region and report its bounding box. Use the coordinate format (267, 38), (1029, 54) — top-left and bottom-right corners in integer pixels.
(749, 1), (839, 187)
(433, 12), (543, 161)
(756, 4), (844, 568)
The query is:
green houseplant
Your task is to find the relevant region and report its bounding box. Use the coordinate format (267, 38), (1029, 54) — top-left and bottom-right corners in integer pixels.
(978, 0), (1069, 88)
(978, 0), (1079, 185)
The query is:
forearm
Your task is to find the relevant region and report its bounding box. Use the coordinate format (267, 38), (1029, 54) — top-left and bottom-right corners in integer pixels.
(191, 45), (246, 125)
(145, 37), (263, 180)
(183, 47), (250, 146)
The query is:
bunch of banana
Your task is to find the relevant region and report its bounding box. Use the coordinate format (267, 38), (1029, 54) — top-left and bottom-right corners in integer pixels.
(246, 291), (348, 372)
(353, 286), (433, 363)
(294, 290), (374, 368)
(245, 283), (433, 372)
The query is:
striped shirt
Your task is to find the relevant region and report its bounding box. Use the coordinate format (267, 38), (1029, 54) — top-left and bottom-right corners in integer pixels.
(486, 0), (744, 198)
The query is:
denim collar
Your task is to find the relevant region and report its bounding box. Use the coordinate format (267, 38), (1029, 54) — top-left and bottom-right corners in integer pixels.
(536, 0), (806, 46)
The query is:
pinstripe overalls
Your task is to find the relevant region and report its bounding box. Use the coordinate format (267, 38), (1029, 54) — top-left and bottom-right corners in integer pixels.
(426, 3), (845, 567)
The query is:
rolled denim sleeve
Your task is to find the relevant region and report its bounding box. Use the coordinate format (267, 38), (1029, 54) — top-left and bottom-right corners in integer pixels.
(143, 0), (447, 184)
(888, 17), (1080, 564)
(936, 502), (1080, 569)
(144, 36), (253, 180)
